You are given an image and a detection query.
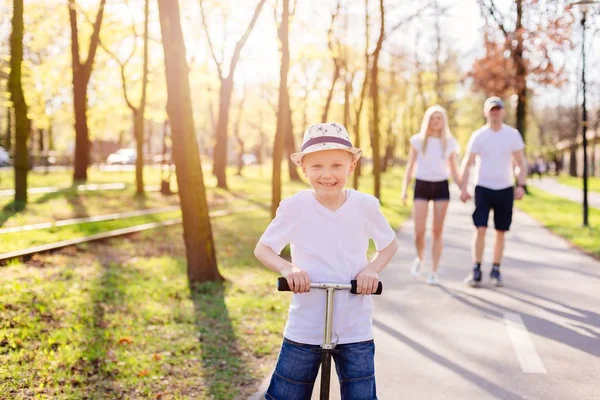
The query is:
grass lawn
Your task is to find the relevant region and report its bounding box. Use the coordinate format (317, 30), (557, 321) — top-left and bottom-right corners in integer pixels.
(0, 166), (169, 190)
(0, 211), (287, 399)
(557, 175), (600, 194)
(0, 165), (411, 399)
(516, 186), (600, 259)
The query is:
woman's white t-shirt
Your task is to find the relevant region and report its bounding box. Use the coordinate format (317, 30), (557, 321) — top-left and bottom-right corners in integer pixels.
(410, 134), (459, 182)
(259, 189), (396, 345)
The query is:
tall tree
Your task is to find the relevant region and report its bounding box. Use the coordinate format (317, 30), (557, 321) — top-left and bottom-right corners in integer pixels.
(369, 0), (385, 199)
(157, 0), (222, 284)
(200, 0), (267, 189)
(100, 0), (150, 195)
(69, 0), (106, 182)
(321, 0), (342, 123)
(274, 0), (300, 182)
(352, 0), (371, 190)
(9, 0), (30, 207)
(272, 0), (291, 218)
(471, 0), (575, 142)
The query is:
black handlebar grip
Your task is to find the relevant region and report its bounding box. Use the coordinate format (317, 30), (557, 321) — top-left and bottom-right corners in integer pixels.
(350, 280), (383, 295)
(277, 277), (291, 291)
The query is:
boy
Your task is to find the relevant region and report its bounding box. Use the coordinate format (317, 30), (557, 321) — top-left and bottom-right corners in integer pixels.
(254, 122), (399, 399)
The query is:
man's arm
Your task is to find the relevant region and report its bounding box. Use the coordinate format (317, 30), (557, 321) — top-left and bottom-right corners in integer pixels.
(459, 152), (477, 192)
(513, 149), (527, 187)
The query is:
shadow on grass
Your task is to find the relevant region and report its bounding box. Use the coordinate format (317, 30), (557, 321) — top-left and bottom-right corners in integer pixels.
(1, 200), (26, 227)
(191, 281), (250, 399)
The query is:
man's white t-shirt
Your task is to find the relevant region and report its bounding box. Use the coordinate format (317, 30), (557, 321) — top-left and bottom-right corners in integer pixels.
(466, 124), (525, 190)
(259, 189), (396, 345)
(409, 134), (459, 182)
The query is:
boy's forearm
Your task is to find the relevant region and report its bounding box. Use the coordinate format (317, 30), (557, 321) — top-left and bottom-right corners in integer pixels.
(254, 243), (292, 275)
(366, 239), (399, 274)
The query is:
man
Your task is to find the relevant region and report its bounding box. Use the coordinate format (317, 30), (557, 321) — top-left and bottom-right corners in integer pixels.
(459, 97), (528, 287)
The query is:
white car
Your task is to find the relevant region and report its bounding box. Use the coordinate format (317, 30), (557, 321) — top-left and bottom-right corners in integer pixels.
(107, 149), (137, 165)
(0, 146), (10, 166)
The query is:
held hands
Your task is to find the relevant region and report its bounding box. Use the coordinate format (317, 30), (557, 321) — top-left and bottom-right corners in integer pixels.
(355, 265), (380, 295)
(282, 264), (311, 294)
(460, 189), (472, 203)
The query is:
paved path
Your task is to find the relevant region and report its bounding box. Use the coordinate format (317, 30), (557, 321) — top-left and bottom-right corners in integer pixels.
(252, 191), (600, 400)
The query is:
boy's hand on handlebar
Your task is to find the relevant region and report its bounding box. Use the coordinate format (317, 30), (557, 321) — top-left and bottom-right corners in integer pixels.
(282, 265), (311, 293)
(355, 266), (380, 295)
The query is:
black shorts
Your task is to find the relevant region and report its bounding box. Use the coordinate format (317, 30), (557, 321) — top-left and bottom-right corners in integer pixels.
(472, 185), (514, 231)
(413, 179), (450, 202)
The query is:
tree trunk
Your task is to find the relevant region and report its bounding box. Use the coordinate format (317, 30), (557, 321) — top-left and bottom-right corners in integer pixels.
(514, 0), (526, 142)
(134, 110), (144, 195)
(38, 128), (44, 153)
(284, 107), (300, 181)
(5, 106), (12, 152)
(134, 0), (150, 196)
(69, 0), (106, 183)
(160, 119), (172, 194)
(353, 0), (370, 190)
(233, 93), (246, 176)
(48, 120), (54, 151)
(369, 0), (385, 200)
(158, 0), (222, 284)
(213, 76), (234, 189)
(272, 0), (290, 218)
(9, 0), (29, 207)
(72, 79), (90, 180)
(321, 66), (340, 122)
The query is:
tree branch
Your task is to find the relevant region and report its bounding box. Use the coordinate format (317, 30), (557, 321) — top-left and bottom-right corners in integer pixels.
(82, 0), (107, 80)
(199, 0), (224, 79)
(228, 0), (268, 78)
(383, 1), (434, 41)
(483, 0), (509, 39)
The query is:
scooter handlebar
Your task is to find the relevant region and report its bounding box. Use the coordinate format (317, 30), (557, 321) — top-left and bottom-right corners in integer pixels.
(277, 277), (383, 295)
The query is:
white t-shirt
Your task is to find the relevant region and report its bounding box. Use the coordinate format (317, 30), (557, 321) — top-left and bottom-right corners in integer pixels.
(466, 124), (525, 190)
(259, 189), (396, 345)
(409, 134), (459, 182)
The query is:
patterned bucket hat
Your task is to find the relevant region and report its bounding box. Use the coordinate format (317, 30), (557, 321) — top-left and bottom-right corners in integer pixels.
(290, 122), (362, 166)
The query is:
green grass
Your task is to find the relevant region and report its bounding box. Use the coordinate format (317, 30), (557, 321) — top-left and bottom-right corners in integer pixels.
(0, 165), (411, 398)
(517, 187), (600, 258)
(0, 165), (169, 190)
(0, 211), (287, 399)
(557, 175), (600, 194)
(0, 209), (181, 254)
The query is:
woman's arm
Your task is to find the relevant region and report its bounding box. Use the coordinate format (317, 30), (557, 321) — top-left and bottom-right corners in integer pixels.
(401, 147), (417, 203)
(447, 153), (461, 188)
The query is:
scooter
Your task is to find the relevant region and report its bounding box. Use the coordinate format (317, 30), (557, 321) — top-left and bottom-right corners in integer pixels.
(277, 277), (383, 400)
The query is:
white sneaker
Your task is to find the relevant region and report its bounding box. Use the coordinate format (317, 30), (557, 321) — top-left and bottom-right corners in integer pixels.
(427, 272), (439, 285)
(411, 258), (421, 276)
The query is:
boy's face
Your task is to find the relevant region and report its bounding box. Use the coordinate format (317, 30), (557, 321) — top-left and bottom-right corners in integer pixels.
(301, 149), (356, 197)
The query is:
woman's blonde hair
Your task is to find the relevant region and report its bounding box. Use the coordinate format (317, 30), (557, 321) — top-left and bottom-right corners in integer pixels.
(418, 105), (454, 156)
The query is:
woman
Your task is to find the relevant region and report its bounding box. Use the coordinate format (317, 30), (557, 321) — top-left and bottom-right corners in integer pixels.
(401, 105), (461, 285)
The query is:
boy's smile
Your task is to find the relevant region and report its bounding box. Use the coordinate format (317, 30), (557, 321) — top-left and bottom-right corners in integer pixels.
(301, 149), (356, 209)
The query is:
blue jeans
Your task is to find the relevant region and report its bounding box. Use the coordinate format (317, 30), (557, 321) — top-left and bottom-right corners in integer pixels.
(265, 338), (377, 400)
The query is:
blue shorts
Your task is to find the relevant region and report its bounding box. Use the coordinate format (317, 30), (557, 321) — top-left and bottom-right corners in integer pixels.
(265, 338), (377, 400)
(472, 185), (514, 231)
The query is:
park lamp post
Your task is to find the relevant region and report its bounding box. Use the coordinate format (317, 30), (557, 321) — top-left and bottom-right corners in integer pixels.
(572, 0), (598, 227)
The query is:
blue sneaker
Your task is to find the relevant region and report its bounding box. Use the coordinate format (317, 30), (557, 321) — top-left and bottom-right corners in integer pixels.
(464, 267), (482, 287)
(490, 267), (503, 287)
